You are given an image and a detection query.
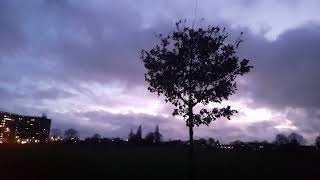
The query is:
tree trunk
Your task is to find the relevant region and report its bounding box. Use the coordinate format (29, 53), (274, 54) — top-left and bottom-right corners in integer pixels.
(188, 123), (195, 180)
(188, 107), (195, 180)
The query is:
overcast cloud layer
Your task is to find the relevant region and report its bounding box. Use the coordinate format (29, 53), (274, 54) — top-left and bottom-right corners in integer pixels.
(1, 0), (320, 143)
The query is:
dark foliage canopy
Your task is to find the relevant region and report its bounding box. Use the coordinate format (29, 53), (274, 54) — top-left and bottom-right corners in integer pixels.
(288, 132), (305, 145)
(141, 20), (252, 127)
(64, 128), (79, 140)
(274, 134), (289, 145)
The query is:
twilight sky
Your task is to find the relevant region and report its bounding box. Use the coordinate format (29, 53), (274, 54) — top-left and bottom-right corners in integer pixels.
(1, 0), (320, 143)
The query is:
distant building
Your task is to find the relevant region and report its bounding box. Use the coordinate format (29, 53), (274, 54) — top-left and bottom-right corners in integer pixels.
(0, 111), (51, 144)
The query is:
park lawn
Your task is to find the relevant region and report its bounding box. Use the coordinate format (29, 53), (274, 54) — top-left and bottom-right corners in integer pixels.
(1, 144), (320, 180)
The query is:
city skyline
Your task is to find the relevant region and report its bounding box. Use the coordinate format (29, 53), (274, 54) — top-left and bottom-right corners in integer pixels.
(1, 0), (320, 143)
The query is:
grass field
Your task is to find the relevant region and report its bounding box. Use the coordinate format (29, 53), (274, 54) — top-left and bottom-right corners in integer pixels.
(1, 144), (320, 180)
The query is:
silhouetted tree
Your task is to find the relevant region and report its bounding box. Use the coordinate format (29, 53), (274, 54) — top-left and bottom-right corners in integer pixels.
(128, 126), (143, 144)
(197, 138), (207, 147)
(208, 137), (218, 147)
(112, 137), (125, 144)
(145, 132), (155, 144)
(101, 138), (112, 144)
(231, 140), (244, 146)
(50, 128), (62, 141)
(154, 125), (162, 144)
(141, 20), (252, 179)
(92, 133), (101, 139)
(288, 132), (305, 145)
(274, 134), (289, 145)
(231, 140), (248, 151)
(135, 125), (142, 141)
(64, 128), (79, 141)
(315, 135), (320, 149)
(144, 126), (162, 145)
(92, 134), (102, 143)
(128, 129), (135, 142)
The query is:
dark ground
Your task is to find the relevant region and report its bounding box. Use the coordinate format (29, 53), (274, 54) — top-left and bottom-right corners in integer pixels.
(1, 144), (320, 180)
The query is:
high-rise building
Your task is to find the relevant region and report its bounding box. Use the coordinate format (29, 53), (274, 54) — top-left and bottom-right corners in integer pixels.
(0, 111), (51, 144)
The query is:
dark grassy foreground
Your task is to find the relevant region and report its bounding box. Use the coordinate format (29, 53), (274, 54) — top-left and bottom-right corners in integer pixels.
(1, 144), (320, 180)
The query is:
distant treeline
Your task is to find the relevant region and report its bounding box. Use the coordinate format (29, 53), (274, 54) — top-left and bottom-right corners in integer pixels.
(48, 125), (320, 152)
(50, 125), (163, 145)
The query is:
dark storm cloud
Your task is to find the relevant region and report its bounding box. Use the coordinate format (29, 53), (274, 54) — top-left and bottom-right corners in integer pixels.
(0, 85), (73, 100)
(231, 24), (320, 141)
(285, 108), (320, 134)
(245, 121), (279, 139)
(239, 24), (320, 110)
(0, 0), (161, 85)
(2, 0), (318, 106)
(0, 1), (27, 54)
(0, 87), (19, 101)
(29, 87), (75, 100)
